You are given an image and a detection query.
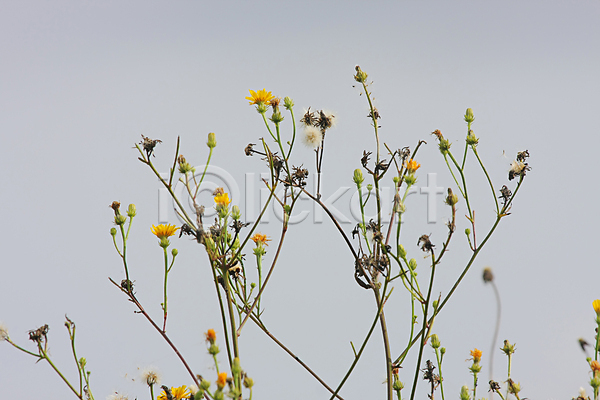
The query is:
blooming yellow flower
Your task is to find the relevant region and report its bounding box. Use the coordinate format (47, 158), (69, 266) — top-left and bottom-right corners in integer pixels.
(217, 372), (227, 389)
(251, 233), (270, 246)
(151, 224), (179, 239)
(593, 299), (600, 315)
(591, 360), (600, 376)
(404, 159), (421, 173)
(157, 385), (190, 400)
(470, 348), (482, 363)
(214, 193), (231, 206)
(205, 329), (216, 344)
(246, 89), (274, 105)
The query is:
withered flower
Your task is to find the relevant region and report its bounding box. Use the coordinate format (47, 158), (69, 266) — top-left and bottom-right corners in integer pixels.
(361, 151), (372, 168)
(244, 143), (256, 156)
(417, 234), (435, 252)
(300, 107), (318, 127)
(28, 324), (49, 343)
(499, 185), (512, 204)
(139, 135), (162, 158)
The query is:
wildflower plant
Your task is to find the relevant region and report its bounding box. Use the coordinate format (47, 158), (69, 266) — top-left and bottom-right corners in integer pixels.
(2, 66), (550, 400)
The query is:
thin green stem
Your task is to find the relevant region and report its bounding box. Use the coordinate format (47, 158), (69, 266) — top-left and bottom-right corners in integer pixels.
(162, 247), (169, 332)
(39, 347), (82, 399)
(473, 147), (499, 214)
(435, 348), (445, 400)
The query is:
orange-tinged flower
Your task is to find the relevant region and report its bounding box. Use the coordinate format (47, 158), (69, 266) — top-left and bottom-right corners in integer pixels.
(151, 224), (179, 239)
(404, 159), (421, 173)
(246, 89), (274, 105)
(470, 348), (482, 363)
(593, 299), (600, 315)
(205, 329), (216, 343)
(214, 193), (231, 206)
(217, 372), (227, 389)
(157, 385), (190, 400)
(251, 233), (270, 246)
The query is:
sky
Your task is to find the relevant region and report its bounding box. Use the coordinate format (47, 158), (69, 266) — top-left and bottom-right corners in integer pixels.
(1, 1), (600, 399)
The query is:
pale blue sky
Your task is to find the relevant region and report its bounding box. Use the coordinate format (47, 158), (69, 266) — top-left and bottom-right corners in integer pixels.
(1, 2), (600, 399)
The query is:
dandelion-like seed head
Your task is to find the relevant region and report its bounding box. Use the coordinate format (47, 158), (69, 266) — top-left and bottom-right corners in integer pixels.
(246, 89), (274, 106)
(140, 367), (161, 387)
(107, 393), (129, 400)
(0, 323), (9, 341)
(404, 159), (421, 174)
(151, 224), (179, 240)
(302, 126), (323, 149)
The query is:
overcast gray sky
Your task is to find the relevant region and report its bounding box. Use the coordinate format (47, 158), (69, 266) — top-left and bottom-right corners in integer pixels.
(1, 1), (600, 399)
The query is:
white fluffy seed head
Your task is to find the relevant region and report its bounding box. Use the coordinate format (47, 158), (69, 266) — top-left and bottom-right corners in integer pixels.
(302, 126), (323, 149)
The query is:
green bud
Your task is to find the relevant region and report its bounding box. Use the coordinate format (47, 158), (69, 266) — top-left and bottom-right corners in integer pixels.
(440, 347), (446, 355)
(392, 379), (404, 391)
(217, 204), (229, 219)
(501, 339), (516, 355)
(464, 108), (475, 124)
(114, 215), (127, 226)
(250, 282), (256, 289)
(430, 334), (441, 349)
(127, 204), (137, 217)
(213, 391), (224, 400)
(79, 357), (87, 368)
(208, 343), (220, 355)
(231, 205), (241, 220)
(590, 376), (600, 390)
(432, 300), (439, 310)
(159, 237), (170, 248)
(232, 357), (242, 377)
(353, 169), (364, 186)
(171, 248), (178, 257)
(392, 176), (400, 185)
(200, 379), (211, 390)
(466, 130), (479, 146)
(438, 137), (451, 154)
(366, 184), (373, 192)
(397, 244), (406, 259)
(270, 110), (284, 124)
(207, 132), (217, 149)
(110, 227), (117, 236)
(465, 228), (471, 236)
(469, 363), (482, 373)
(256, 103), (267, 114)
(283, 204), (291, 215)
(283, 96), (294, 110)
(408, 258), (417, 271)
(354, 65), (368, 83)
(445, 188), (459, 206)
(244, 376), (254, 388)
(404, 174), (417, 186)
(460, 385), (471, 400)
(507, 379), (521, 394)
(194, 391), (205, 400)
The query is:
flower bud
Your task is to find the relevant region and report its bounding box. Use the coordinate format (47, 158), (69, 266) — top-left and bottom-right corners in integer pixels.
(438, 137), (451, 154)
(404, 174), (417, 186)
(501, 340), (516, 355)
(366, 184), (373, 192)
(171, 248), (178, 257)
(283, 96), (294, 110)
(464, 108), (475, 124)
(127, 204), (137, 217)
(231, 205), (241, 220)
(432, 300), (439, 310)
(354, 65), (368, 83)
(207, 132), (217, 149)
(507, 379), (521, 395)
(465, 228), (471, 236)
(79, 357), (87, 368)
(244, 376), (254, 388)
(408, 258), (417, 271)
(440, 347), (446, 355)
(392, 379), (404, 391)
(430, 334), (441, 349)
(110, 227), (117, 236)
(353, 169), (364, 186)
(593, 299), (600, 316)
(200, 379), (211, 390)
(445, 188), (459, 206)
(208, 343), (220, 355)
(460, 385), (471, 400)
(114, 215), (127, 226)
(270, 110), (284, 124)
(397, 244), (406, 259)
(466, 130), (479, 146)
(232, 357), (242, 377)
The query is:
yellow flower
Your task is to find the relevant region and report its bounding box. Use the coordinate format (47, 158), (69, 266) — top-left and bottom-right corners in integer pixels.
(157, 385), (190, 400)
(251, 233), (270, 246)
(246, 89), (274, 105)
(470, 348), (482, 363)
(593, 299), (600, 315)
(151, 224), (179, 239)
(205, 329), (216, 344)
(216, 372), (227, 390)
(214, 193), (231, 206)
(404, 159), (421, 173)
(591, 360), (600, 376)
